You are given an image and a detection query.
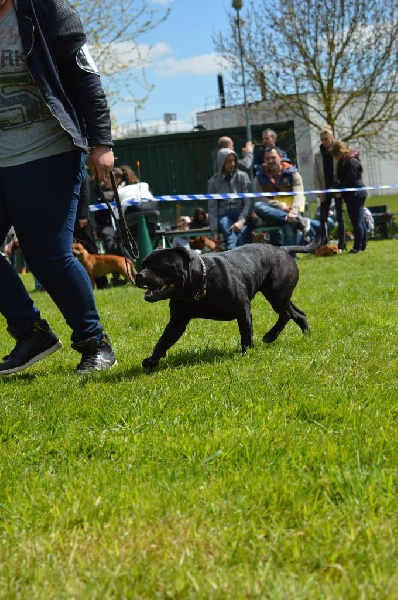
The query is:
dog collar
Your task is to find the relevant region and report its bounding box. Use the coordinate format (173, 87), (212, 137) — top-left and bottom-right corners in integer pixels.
(193, 256), (207, 301)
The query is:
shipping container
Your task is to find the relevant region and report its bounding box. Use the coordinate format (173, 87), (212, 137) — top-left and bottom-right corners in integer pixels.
(91, 121), (296, 228)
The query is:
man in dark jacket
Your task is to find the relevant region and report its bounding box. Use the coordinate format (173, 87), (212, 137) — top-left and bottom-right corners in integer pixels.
(0, 0), (116, 374)
(252, 128), (288, 176)
(313, 126), (345, 249)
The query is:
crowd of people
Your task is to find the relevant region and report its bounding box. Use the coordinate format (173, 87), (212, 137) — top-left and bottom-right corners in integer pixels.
(86, 128), (368, 259)
(207, 128), (368, 254)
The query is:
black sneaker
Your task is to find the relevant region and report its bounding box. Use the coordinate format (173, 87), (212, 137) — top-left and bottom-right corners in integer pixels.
(72, 333), (117, 373)
(0, 319), (62, 375)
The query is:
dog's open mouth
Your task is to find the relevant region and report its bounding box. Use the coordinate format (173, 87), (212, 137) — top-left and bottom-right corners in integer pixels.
(144, 283), (175, 302)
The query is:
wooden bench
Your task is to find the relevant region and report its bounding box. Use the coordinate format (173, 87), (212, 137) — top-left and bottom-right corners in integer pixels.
(155, 227), (212, 249)
(367, 205), (395, 239)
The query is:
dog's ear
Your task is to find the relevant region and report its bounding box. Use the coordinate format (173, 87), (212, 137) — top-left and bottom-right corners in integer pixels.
(173, 246), (198, 261)
(155, 246), (198, 263)
(75, 239), (90, 250)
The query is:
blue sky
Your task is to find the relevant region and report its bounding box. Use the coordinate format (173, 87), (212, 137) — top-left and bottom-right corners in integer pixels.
(110, 0), (233, 133)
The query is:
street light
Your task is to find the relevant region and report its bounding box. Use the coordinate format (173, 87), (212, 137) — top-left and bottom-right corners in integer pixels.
(232, 0), (252, 144)
(134, 105), (140, 136)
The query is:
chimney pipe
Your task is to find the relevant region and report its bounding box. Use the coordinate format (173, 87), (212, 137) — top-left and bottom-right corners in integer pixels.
(217, 74), (225, 108)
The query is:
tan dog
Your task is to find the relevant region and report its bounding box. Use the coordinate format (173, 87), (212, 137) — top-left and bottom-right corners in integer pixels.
(72, 242), (136, 288)
(315, 244), (339, 257)
(189, 235), (219, 252)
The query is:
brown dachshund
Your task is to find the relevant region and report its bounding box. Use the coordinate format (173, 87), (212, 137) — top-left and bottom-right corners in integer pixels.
(315, 244), (339, 257)
(72, 242), (136, 288)
(189, 236), (219, 252)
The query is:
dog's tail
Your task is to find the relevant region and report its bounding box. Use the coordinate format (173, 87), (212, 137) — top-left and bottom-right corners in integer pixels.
(282, 227), (323, 255)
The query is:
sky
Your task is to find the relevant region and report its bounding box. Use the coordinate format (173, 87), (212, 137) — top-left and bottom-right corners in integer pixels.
(109, 0), (234, 136)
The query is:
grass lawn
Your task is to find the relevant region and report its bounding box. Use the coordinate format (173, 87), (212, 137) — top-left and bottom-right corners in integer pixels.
(365, 193), (398, 213)
(0, 226), (397, 598)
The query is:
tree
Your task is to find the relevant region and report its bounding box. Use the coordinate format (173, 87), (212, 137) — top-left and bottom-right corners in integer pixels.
(74, 0), (170, 111)
(214, 0), (398, 144)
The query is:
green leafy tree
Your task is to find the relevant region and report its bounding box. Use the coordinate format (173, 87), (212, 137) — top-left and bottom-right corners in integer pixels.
(214, 0), (398, 144)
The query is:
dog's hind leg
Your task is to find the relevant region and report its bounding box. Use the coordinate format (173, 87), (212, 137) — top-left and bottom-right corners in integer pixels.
(288, 302), (309, 333)
(262, 312), (290, 343)
(259, 286), (292, 343)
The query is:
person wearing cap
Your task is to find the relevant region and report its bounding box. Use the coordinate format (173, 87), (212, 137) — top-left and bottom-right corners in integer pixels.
(0, 0), (116, 374)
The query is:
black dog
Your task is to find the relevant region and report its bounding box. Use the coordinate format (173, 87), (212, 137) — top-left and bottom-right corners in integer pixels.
(135, 231), (322, 368)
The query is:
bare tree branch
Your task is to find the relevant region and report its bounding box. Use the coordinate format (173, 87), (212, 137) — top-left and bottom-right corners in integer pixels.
(214, 0), (398, 146)
(74, 0), (171, 110)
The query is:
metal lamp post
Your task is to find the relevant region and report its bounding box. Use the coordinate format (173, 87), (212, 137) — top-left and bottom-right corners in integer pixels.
(232, 0), (252, 143)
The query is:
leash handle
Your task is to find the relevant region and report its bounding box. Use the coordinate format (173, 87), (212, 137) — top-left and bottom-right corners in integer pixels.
(94, 174), (139, 261)
(109, 172), (139, 260)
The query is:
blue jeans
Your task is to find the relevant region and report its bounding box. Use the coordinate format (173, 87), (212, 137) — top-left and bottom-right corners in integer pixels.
(254, 201), (298, 246)
(307, 218), (325, 241)
(219, 211), (253, 250)
(0, 151), (103, 343)
(345, 194), (367, 251)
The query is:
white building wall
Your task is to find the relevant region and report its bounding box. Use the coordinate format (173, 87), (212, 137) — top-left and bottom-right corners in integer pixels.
(197, 94), (398, 201)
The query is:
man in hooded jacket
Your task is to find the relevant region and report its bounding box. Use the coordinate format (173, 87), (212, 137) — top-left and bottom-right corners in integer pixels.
(207, 148), (253, 250)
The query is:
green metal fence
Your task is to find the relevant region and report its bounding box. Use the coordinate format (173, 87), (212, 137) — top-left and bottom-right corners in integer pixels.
(90, 121), (296, 228)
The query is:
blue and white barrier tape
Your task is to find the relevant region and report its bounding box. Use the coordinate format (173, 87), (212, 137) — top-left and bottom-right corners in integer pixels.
(89, 184), (398, 212)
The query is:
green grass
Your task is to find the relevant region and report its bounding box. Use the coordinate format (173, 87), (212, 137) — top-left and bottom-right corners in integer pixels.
(1, 235), (398, 599)
(366, 193), (398, 212)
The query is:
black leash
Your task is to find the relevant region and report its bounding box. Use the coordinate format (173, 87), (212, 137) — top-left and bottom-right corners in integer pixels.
(94, 172), (139, 284)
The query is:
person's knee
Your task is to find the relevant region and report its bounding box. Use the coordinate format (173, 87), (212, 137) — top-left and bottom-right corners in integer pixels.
(254, 202), (267, 215)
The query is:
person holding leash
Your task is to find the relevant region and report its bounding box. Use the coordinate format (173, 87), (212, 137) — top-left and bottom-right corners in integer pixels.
(0, 0), (116, 374)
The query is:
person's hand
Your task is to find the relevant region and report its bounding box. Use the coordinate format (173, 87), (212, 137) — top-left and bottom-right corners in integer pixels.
(88, 145), (114, 182)
(319, 193), (326, 203)
(286, 211), (298, 223)
(243, 141), (254, 154)
(78, 219), (88, 228)
(231, 219), (245, 232)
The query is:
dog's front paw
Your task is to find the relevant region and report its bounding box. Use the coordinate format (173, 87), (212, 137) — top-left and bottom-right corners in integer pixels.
(241, 343), (255, 354)
(262, 332), (279, 343)
(142, 356), (160, 369)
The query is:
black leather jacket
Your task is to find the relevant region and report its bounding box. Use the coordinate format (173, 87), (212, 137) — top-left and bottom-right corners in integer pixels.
(14, 0), (112, 150)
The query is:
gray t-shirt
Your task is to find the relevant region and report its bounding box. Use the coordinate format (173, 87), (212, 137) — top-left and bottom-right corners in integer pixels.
(0, 5), (75, 167)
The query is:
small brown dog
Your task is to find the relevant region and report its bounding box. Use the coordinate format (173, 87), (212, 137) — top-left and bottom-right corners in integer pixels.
(72, 242), (136, 288)
(189, 235), (219, 252)
(315, 244), (339, 257)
